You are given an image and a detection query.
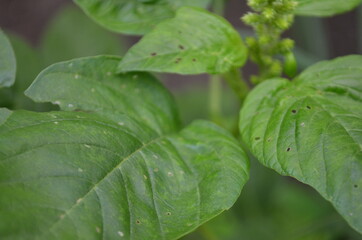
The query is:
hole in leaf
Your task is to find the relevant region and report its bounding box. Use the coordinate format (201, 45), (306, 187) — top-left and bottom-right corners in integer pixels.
(306, 106), (311, 109)
(166, 212), (171, 216)
(178, 45), (185, 50)
(291, 110), (297, 114)
(286, 147), (291, 152)
(192, 58), (196, 62)
(255, 137), (260, 141)
(354, 184), (358, 188)
(175, 58), (182, 64)
(150, 52), (157, 56)
(136, 220), (141, 224)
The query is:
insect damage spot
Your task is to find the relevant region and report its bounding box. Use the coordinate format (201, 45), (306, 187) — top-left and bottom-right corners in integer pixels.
(150, 52), (157, 57)
(178, 45), (185, 50)
(254, 137), (260, 141)
(136, 220), (141, 225)
(166, 212), (172, 216)
(192, 58), (197, 62)
(354, 184), (358, 188)
(291, 110), (297, 114)
(286, 147), (291, 152)
(175, 58), (182, 64)
(306, 106), (311, 109)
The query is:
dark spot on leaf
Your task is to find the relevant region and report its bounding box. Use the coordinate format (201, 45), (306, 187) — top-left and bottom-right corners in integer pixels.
(354, 184), (358, 188)
(255, 137), (260, 141)
(151, 52), (157, 56)
(292, 110), (297, 114)
(192, 58), (196, 62)
(136, 220), (141, 224)
(166, 212), (171, 216)
(306, 106), (311, 109)
(267, 137), (272, 142)
(286, 147), (291, 152)
(175, 58), (182, 64)
(178, 45), (185, 50)
(178, 31), (182, 34)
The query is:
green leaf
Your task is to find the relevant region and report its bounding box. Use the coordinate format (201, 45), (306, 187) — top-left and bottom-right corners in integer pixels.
(41, 6), (125, 65)
(73, 0), (211, 35)
(239, 55), (362, 233)
(1, 56), (249, 239)
(118, 7), (247, 75)
(0, 29), (16, 88)
(295, 0), (362, 17)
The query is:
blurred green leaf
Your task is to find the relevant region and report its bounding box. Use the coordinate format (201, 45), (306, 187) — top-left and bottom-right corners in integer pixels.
(0, 29), (16, 88)
(74, 0), (211, 35)
(295, 0), (362, 17)
(41, 5), (125, 65)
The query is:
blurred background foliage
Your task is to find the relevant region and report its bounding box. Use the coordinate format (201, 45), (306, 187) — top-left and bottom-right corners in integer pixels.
(0, 0), (361, 239)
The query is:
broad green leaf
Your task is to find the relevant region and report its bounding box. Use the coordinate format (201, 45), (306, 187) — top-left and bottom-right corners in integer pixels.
(73, 0), (211, 35)
(0, 56), (249, 240)
(295, 0), (362, 17)
(118, 7), (247, 75)
(240, 55), (362, 233)
(41, 6), (125, 65)
(0, 29), (16, 88)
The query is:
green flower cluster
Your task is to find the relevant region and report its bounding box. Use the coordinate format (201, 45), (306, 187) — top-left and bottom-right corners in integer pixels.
(242, 0), (298, 83)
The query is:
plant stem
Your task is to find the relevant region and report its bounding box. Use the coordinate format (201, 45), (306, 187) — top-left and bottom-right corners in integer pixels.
(208, 0), (225, 123)
(209, 74), (222, 122)
(223, 67), (249, 101)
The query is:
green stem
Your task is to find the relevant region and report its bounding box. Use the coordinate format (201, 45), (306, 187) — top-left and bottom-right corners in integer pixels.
(209, 74), (222, 122)
(223, 68), (249, 101)
(208, 0), (225, 123)
(212, 0), (225, 16)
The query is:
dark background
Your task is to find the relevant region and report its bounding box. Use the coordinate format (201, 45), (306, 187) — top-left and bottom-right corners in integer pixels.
(0, 0), (360, 56)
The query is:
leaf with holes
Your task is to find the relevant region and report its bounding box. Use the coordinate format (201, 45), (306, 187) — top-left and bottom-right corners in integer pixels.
(0, 56), (249, 240)
(239, 55), (362, 233)
(73, 0), (211, 35)
(295, 0), (362, 17)
(118, 7), (248, 75)
(0, 29), (16, 88)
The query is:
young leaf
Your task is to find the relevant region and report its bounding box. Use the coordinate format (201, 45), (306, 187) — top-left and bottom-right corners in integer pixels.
(118, 7), (247, 75)
(295, 0), (362, 17)
(239, 55), (362, 233)
(0, 29), (16, 88)
(73, 0), (211, 35)
(1, 56), (249, 239)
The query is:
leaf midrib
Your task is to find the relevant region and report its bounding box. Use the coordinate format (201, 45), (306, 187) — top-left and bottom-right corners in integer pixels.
(38, 134), (164, 239)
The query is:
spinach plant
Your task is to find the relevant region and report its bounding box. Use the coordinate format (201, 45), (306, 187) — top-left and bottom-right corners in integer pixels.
(0, 0), (361, 239)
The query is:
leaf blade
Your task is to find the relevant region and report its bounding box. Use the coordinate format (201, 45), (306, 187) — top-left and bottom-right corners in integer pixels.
(240, 55), (362, 233)
(118, 7), (248, 75)
(0, 30), (16, 88)
(1, 56), (249, 239)
(295, 0), (362, 17)
(74, 0), (211, 35)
